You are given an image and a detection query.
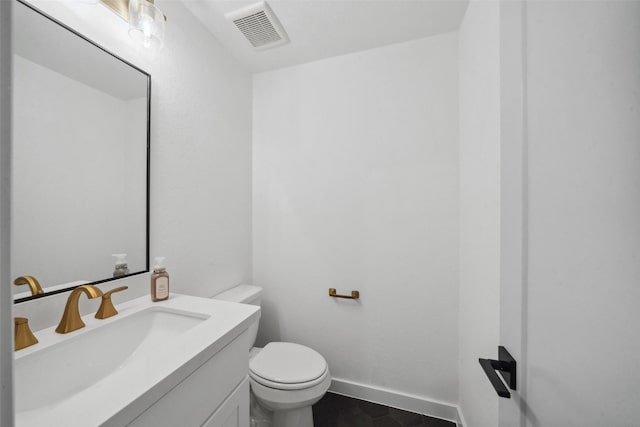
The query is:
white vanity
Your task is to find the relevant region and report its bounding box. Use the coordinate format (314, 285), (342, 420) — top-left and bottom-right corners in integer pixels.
(14, 295), (260, 427)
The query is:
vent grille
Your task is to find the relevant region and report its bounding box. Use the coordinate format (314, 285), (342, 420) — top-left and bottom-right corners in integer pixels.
(233, 11), (280, 48)
(226, 2), (289, 50)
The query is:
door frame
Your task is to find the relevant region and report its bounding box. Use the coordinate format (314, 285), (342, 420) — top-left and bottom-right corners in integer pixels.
(0, 0), (15, 425)
(499, 1), (527, 426)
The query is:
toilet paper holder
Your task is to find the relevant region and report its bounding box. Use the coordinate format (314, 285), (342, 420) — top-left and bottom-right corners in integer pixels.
(328, 288), (360, 299)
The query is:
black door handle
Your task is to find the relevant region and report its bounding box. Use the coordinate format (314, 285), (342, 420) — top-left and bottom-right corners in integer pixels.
(479, 346), (517, 398)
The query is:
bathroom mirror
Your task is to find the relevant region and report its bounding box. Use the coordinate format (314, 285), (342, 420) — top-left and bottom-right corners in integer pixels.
(11, 1), (150, 302)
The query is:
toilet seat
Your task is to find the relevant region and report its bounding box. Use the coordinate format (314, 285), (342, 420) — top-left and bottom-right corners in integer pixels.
(250, 342), (328, 390)
(250, 367), (329, 390)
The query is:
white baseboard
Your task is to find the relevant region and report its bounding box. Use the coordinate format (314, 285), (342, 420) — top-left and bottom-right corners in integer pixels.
(456, 406), (468, 427)
(329, 378), (464, 425)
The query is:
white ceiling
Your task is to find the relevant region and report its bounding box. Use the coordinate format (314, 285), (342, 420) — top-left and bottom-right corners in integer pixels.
(182, 0), (469, 73)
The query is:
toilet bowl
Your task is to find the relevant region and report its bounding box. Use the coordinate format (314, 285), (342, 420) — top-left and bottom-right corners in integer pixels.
(213, 285), (330, 427)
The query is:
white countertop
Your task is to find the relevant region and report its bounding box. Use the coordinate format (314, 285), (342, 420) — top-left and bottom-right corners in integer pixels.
(14, 294), (260, 427)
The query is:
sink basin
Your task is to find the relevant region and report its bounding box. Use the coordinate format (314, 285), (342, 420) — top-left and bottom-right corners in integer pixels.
(16, 307), (207, 413)
(14, 294), (260, 427)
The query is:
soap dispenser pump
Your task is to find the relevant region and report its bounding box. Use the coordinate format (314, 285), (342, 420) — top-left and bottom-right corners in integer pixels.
(151, 256), (169, 302)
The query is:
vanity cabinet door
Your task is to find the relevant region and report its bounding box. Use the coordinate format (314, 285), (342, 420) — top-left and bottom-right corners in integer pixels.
(126, 332), (248, 427)
(202, 377), (249, 427)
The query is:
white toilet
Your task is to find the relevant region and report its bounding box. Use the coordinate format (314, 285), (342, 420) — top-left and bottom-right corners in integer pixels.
(214, 285), (331, 427)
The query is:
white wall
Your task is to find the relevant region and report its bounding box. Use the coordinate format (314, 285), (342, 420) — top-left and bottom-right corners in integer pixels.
(497, 1), (526, 425)
(253, 35), (460, 408)
(12, 0), (253, 323)
(146, 1), (252, 298)
(457, 1), (501, 426)
(525, 2), (640, 425)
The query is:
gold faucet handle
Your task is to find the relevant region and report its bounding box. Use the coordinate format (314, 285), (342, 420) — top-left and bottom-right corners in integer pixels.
(15, 317), (38, 351)
(13, 276), (44, 296)
(95, 286), (129, 320)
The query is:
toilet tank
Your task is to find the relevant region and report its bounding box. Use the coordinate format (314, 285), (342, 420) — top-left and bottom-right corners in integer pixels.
(213, 285), (262, 349)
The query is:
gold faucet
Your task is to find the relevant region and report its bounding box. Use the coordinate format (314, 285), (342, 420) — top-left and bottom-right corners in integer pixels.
(55, 285), (103, 334)
(95, 286), (128, 319)
(14, 317), (38, 351)
(13, 276), (44, 296)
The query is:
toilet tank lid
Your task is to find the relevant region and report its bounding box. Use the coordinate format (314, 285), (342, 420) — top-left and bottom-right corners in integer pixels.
(214, 284), (262, 304)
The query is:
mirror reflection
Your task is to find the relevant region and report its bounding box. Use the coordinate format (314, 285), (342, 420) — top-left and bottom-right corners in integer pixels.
(12, 1), (149, 301)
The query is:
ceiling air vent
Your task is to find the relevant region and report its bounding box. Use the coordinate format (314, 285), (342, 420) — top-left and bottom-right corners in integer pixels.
(226, 1), (289, 50)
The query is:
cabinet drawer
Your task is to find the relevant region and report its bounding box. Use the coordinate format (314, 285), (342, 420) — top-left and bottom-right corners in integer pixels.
(127, 331), (249, 427)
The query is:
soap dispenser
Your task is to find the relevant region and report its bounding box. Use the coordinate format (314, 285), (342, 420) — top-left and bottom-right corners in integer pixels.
(112, 253), (130, 278)
(151, 256), (169, 302)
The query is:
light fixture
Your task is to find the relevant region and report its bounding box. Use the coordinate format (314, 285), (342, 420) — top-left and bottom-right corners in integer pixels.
(100, 0), (166, 52)
(127, 0), (165, 51)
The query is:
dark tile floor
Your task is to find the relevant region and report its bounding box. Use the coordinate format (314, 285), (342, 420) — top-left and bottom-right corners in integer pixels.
(312, 392), (456, 427)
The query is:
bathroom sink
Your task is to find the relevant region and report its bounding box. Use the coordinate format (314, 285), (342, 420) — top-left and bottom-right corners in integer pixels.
(14, 294), (260, 427)
(15, 307), (207, 412)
